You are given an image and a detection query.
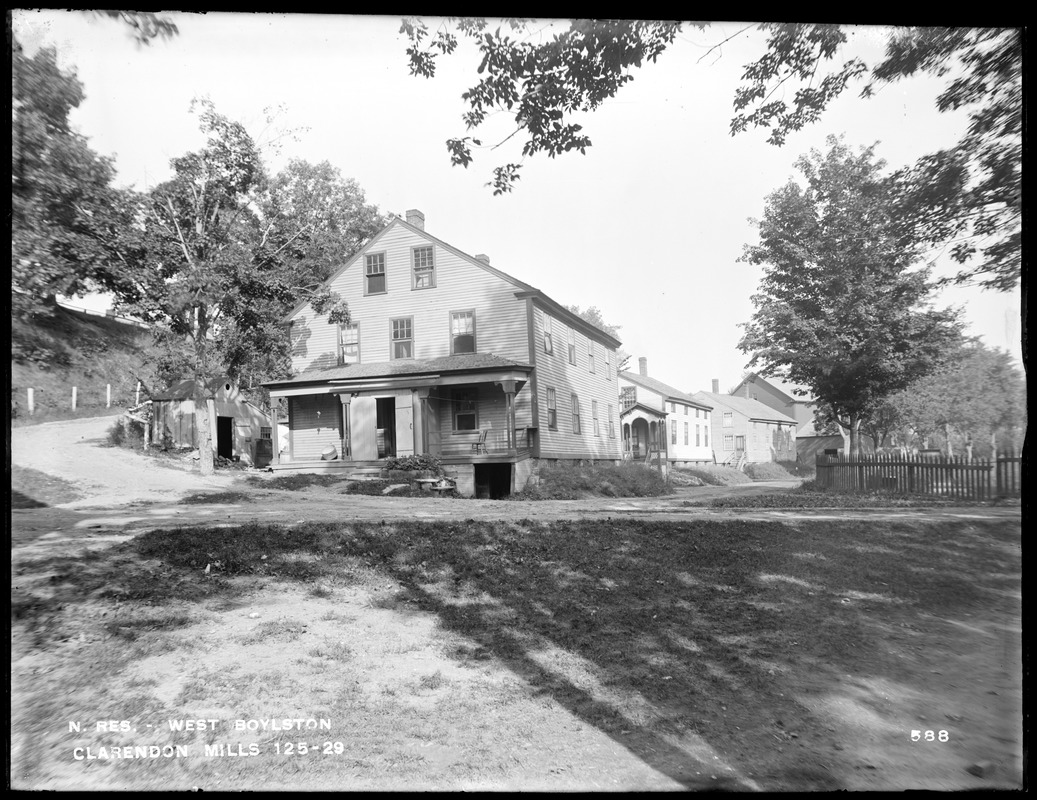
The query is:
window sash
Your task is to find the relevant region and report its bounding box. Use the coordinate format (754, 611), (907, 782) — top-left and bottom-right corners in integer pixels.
(608, 405), (615, 438)
(671, 420), (677, 444)
(391, 318), (413, 359)
(571, 394), (581, 434)
(413, 246), (435, 289)
(453, 389), (477, 431)
(568, 328), (576, 365)
(722, 412), (733, 427)
(684, 422), (689, 445)
(365, 253), (386, 294)
(338, 323), (360, 364)
(546, 387), (557, 429)
(592, 400), (599, 436)
(451, 311), (476, 354)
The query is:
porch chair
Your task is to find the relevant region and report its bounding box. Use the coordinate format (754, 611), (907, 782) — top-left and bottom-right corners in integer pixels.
(472, 429), (489, 454)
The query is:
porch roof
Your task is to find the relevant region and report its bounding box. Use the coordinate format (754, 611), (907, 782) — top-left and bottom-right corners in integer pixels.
(620, 401), (667, 421)
(264, 353), (533, 392)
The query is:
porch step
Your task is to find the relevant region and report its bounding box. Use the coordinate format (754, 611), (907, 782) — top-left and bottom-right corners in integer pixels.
(347, 467), (384, 482)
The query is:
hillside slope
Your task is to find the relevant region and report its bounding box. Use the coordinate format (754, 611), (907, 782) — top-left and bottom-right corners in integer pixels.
(11, 305), (153, 422)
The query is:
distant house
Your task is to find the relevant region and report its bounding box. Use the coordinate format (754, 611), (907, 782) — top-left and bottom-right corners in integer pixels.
(262, 209), (623, 497)
(150, 378), (272, 465)
(693, 380), (797, 465)
(619, 358), (714, 468)
(729, 372), (818, 436)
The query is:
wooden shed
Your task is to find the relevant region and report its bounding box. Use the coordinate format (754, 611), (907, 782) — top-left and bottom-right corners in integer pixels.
(150, 378), (272, 465)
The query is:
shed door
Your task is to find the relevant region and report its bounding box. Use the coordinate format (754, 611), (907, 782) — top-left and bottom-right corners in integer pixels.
(395, 393), (414, 457)
(350, 396), (378, 460)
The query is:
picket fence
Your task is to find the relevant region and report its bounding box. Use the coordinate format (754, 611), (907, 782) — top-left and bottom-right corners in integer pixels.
(815, 452), (1022, 500)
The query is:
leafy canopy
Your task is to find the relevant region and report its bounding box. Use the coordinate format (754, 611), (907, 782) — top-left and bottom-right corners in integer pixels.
(738, 136), (962, 455)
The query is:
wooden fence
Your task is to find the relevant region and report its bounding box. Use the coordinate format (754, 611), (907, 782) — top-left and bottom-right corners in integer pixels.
(815, 452), (1022, 500)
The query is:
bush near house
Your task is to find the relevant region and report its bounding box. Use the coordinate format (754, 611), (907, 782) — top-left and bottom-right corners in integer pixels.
(516, 461), (671, 500)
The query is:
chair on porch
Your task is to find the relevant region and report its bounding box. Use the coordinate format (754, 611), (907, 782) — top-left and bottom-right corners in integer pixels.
(472, 429), (489, 454)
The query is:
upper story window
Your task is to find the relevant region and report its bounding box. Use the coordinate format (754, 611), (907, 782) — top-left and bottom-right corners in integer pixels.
(620, 386), (636, 411)
(696, 425), (701, 446)
(545, 387), (557, 430)
(588, 342), (595, 374)
(684, 422), (689, 445)
(412, 246), (435, 289)
(338, 322), (360, 365)
(669, 402), (676, 414)
(571, 394), (581, 434)
(671, 420), (677, 444)
(722, 411), (733, 427)
(605, 349), (611, 380)
(365, 253), (386, 294)
(696, 408), (700, 418)
(592, 399), (599, 436)
(567, 328), (576, 365)
(683, 405), (688, 416)
(543, 314), (554, 354)
(391, 317), (413, 359)
(451, 310), (476, 354)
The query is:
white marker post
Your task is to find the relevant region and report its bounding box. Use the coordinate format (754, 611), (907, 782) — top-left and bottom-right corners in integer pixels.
(72, 386), (77, 412)
(107, 384), (112, 408)
(27, 388), (34, 416)
(136, 381), (141, 405)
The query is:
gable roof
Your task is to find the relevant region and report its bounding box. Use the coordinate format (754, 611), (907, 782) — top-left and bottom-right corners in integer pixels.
(281, 213), (621, 349)
(151, 377), (232, 401)
(263, 353), (533, 388)
(732, 372), (816, 403)
(620, 371), (713, 411)
(692, 391), (797, 424)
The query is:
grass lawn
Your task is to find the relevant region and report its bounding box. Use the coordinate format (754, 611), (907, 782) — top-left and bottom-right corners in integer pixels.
(11, 515), (1022, 790)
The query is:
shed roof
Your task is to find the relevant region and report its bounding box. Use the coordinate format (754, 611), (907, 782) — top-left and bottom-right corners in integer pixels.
(692, 391), (797, 424)
(151, 377), (233, 401)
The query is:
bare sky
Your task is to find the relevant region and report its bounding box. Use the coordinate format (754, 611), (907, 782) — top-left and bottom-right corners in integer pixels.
(13, 12), (1023, 394)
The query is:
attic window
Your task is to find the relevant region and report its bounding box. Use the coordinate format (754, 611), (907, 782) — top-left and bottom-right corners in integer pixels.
(365, 253), (386, 294)
(413, 246), (435, 289)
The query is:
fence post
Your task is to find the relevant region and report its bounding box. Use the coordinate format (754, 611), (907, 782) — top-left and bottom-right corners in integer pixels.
(72, 386), (77, 412)
(106, 384), (111, 408)
(136, 381), (141, 406)
(27, 388), (34, 416)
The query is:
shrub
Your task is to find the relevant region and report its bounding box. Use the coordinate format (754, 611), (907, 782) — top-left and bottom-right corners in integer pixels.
(673, 465), (753, 486)
(516, 461), (670, 500)
(776, 460), (816, 478)
(743, 462), (794, 480)
(106, 417), (145, 449)
(384, 453), (442, 472)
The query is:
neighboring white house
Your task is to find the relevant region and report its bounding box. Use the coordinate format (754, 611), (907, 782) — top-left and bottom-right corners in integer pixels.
(619, 358), (714, 468)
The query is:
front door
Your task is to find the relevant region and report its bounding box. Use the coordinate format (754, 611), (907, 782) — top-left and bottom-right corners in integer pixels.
(735, 435), (745, 452)
(216, 416), (233, 459)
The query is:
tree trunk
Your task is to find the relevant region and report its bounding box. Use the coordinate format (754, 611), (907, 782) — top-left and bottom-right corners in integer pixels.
(847, 416), (863, 459)
(194, 387), (215, 477)
(945, 422), (954, 456)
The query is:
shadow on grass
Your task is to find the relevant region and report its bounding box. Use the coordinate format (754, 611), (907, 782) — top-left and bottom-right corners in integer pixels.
(15, 516), (1020, 790)
(12, 490), (47, 509)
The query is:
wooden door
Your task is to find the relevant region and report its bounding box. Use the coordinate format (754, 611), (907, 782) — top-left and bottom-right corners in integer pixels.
(395, 393), (414, 456)
(350, 396), (377, 460)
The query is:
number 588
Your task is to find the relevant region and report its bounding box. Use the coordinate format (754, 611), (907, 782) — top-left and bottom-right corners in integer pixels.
(911, 730), (949, 741)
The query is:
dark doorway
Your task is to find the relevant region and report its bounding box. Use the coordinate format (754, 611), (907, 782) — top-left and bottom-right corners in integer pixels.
(475, 463), (512, 499)
(216, 416), (233, 459)
(375, 397), (396, 458)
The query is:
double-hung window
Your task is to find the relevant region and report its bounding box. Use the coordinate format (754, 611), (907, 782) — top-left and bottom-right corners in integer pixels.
(589, 342), (595, 374)
(704, 426), (709, 447)
(605, 349), (611, 379)
(571, 394), (581, 434)
(338, 322), (360, 365)
(684, 422), (689, 445)
(365, 253), (386, 294)
(722, 411), (733, 427)
(696, 425), (701, 446)
(544, 315), (554, 354)
(412, 246), (435, 289)
(545, 387), (557, 430)
(671, 420), (677, 445)
(453, 389), (477, 430)
(608, 405), (615, 438)
(391, 317), (413, 359)
(592, 400), (599, 436)
(567, 328), (576, 365)
(451, 310), (476, 354)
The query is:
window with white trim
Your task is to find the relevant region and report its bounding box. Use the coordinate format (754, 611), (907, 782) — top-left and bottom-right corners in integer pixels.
(412, 246), (435, 289)
(695, 425), (700, 447)
(571, 394), (581, 434)
(451, 310), (476, 354)
(589, 341), (595, 374)
(567, 328), (576, 365)
(391, 317), (413, 359)
(671, 420), (677, 445)
(545, 387), (557, 430)
(684, 422), (689, 445)
(723, 434), (734, 450)
(723, 411), (733, 427)
(608, 404), (615, 438)
(453, 388), (477, 430)
(592, 400), (599, 435)
(544, 314), (554, 354)
(338, 322), (360, 365)
(365, 253), (386, 294)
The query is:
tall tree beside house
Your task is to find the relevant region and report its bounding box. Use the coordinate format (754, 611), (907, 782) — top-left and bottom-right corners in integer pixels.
(738, 136), (961, 458)
(11, 40), (135, 323)
(107, 101), (363, 474)
(403, 20), (1020, 290)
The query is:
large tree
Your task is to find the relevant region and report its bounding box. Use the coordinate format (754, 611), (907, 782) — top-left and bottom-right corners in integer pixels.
(108, 101), (378, 473)
(11, 40), (135, 319)
(402, 20), (1021, 290)
(738, 137), (961, 458)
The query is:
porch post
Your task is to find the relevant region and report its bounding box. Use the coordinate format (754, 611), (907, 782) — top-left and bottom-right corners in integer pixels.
(270, 401), (280, 466)
(496, 380), (518, 452)
(339, 393), (352, 460)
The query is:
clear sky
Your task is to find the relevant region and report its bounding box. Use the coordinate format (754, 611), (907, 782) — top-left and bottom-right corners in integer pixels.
(13, 12), (1023, 395)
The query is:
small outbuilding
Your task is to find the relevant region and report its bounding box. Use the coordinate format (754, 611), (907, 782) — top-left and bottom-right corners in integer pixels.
(150, 378), (272, 465)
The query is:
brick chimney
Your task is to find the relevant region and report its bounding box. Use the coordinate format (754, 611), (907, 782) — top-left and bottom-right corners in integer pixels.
(405, 209), (425, 230)
(638, 357), (648, 377)
(474, 254), (491, 265)
(712, 378), (719, 393)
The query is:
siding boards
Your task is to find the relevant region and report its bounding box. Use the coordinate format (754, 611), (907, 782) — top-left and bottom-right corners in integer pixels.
(289, 224), (530, 374)
(533, 304), (623, 461)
